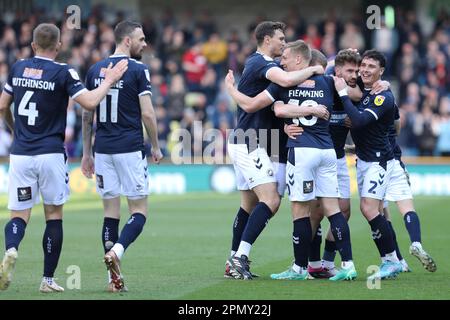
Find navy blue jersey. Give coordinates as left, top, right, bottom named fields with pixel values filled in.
left=388, top=104, right=402, bottom=160
left=266, top=74, right=335, bottom=149
left=348, top=89, right=395, bottom=162
left=86, top=54, right=152, bottom=154
left=229, top=52, right=279, bottom=144
left=325, top=65, right=335, bottom=76
left=4, top=56, right=86, bottom=155
left=329, top=88, right=349, bottom=159
left=268, top=116, right=288, bottom=164
left=324, top=64, right=349, bottom=158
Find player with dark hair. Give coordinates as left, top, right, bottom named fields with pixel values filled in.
left=224, top=21, right=324, bottom=280
left=0, top=23, right=127, bottom=292
left=81, top=20, right=163, bottom=292
left=334, top=49, right=403, bottom=280
left=308, top=49, right=361, bottom=277
left=227, top=41, right=357, bottom=281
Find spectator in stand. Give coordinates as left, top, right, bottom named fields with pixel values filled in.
left=414, top=105, right=440, bottom=156
left=302, top=23, right=322, bottom=49
left=202, top=32, right=228, bottom=83
left=339, top=21, right=365, bottom=52
left=436, top=97, right=450, bottom=156
left=182, top=41, right=207, bottom=92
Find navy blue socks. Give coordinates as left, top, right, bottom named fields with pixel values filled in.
left=231, top=207, right=249, bottom=252
left=404, top=211, right=421, bottom=243
left=117, top=213, right=146, bottom=250
left=4, top=217, right=26, bottom=251
left=241, top=202, right=272, bottom=245
left=293, top=217, right=312, bottom=268
left=102, top=217, right=120, bottom=253
left=42, top=219, right=63, bottom=278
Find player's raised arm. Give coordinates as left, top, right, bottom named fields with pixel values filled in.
left=225, top=70, right=273, bottom=113
left=140, top=94, right=163, bottom=164
left=266, top=65, right=324, bottom=87
left=347, top=85, right=363, bottom=101
left=74, top=60, right=128, bottom=110
left=334, top=76, right=392, bottom=129
left=370, top=79, right=391, bottom=95
left=81, top=109, right=95, bottom=178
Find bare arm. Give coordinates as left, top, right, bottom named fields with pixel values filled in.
left=81, top=109, right=95, bottom=178
left=266, top=65, right=324, bottom=87
left=140, top=94, right=163, bottom=163
left=370, top=80, right=390, bottom=95
left=274, top=102, right=329, bottom=119
left=4, top=106, right=14, bottom=132
left=225, top=70, right=273, bottom=112
left=0, top=91, right=13, bottom=131
left=74, top=59, right=128, bottom=111
left=284, top=123, right=304, bottom=139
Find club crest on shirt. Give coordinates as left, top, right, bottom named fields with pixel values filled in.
left=363, top=96, right=370, bottom=105
left=374, top=95, right=385, bottom=106
left=68, top=68, right=80, bottom=80
left=298, top=80, right=315, bottom=88
left=23, top=67, right=43, bottom=79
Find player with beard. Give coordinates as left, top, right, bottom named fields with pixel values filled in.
left=82, top=21, right=163, bottom=292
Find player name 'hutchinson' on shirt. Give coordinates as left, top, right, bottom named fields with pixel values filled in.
left=12, top=77, right=55, bottom=91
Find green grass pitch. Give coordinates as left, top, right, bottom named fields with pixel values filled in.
left=0, top=192, right=448, bottom=300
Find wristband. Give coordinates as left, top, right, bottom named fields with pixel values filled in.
left=338, top=87, right=348, bottom=97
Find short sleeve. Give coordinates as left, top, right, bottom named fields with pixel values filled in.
left=137, top=66, right=152, bottom=96
left=65, top=66, right=86, bottom=99
left=258, top=58, right=279, bottom=80
left=365, top=93, right=394, bottom=120
left=264, top=82, right=282, bottom=103
left=3, top=63, right=16, bottom=94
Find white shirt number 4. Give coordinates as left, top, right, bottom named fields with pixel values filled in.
left=18, top=90, right=38, bottom=126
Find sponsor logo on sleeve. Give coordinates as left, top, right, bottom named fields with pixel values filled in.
left=68, top=68, right=80, bottom=80
left=374, top=95, right=385, bottom=106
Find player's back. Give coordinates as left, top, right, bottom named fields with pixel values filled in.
left=232, top=52, right=278, bottom=139
left=5, top=56, right=85, bottom=155
left=86, top=55, right=152, bottom=154
left=267, top=74, right=335, bottom=149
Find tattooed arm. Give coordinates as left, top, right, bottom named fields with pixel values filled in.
left=81, top=109, right=95, bottom=178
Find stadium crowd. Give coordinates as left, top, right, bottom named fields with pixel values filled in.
left=0, top=4, right=449, bottom=158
